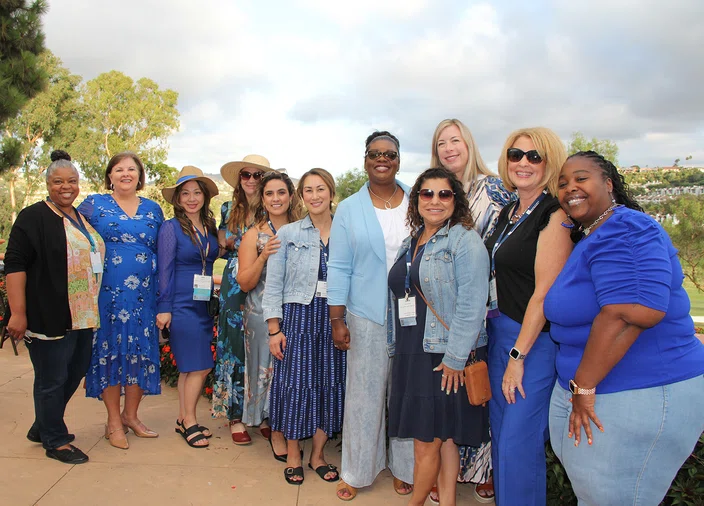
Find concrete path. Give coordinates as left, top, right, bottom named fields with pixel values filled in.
left=0, top=346, right=483, bottom=506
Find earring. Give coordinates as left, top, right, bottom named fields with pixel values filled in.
left=109, top=183, right=114, bottom=191
left=610, top=194, right=616, bottom=205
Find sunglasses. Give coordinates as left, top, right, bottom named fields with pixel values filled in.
left=418, top=189, right=455, bottom=202
left=507, top=148, right=543, bottom=164
left=240, top=170, right=264, bottom=181
left=365, top=150, right=399, bottom=161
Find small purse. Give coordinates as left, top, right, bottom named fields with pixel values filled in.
left=414, top=284, right=492, bottom=406
left=206, top=294, right=220, bottom=318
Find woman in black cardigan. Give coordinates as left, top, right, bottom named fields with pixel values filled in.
left=4, top=151, right=105, bottom=464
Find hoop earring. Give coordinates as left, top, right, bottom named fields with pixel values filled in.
left=109, top=183, right=114, bottom=191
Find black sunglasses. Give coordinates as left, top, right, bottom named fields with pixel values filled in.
left=418, top=188, right=455, bottom=202
left=365, top=150, right=399, bottom=161
left=507, top=148, right=543, bottom=164
left=240, top=170, right=264, bottom=181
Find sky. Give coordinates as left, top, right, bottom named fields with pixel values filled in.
left=43, top=0, right=704, bottom=183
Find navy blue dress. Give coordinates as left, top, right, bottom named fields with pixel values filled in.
left=269, top=247, right=346, bottom=440
left=388, top=238, right=489, bottom=446
left=157, top=219, right=219, bottom=372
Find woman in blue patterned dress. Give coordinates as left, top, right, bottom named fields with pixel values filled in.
left=212, top=155, right=273, bottom=444
left=78, top=152, right=163, bottom=450
left=263, top=169, right=346, bottom=486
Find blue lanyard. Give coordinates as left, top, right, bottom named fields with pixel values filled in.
left=191, top=224, right=210, bottom=276
left=320, top=239, right=329, bottom=264
left=490, top=191, right=546, bottom=273
left=47, top=198, right=96, bottom=252
left=267, top=219, right=277, bottom=235
left=404, top=235, right=426, bottom=295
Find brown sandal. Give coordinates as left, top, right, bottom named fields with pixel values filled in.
left=474, top=481, right=495, bottom=503
left=336, top=480, right=357, bottom=501
left=393, top=477, right=413, bottom=496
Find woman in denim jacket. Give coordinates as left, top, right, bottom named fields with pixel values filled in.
left=262, top=169, right=346, bottom=486
left=387, top=167, right=490, bottom=506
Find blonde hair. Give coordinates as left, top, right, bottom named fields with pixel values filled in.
left=430, top=119, right=494, bottom=185
left=497, top=127, right=567, bottom=196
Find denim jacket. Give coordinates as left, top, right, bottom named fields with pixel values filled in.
left=262, top=215, right=321, bottom=321
left=388, top=222, right=490, bottom=371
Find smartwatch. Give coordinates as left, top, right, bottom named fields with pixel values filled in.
left=509, top=347, right=526, bottom=360
left=569, top=379, right=596, bottom=395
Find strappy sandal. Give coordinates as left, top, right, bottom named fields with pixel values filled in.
left=393, top=477, right=413, bottom=496
left=284, top=466, right=304, bottom=485
left=336, top=480, right=357, bottom=501
left=178, top=423, right=209, bottom=448
left=474, top=481, right=495, bottom=503
left=308, top=463, right=339, bottom=482
left=175, top=419, right=211, bottom=438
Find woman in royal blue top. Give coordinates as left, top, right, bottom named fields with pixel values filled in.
left=545, top=151, right=704, bottom=506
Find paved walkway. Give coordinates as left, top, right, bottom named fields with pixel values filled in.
left=0, top=346, right=483, bottom=506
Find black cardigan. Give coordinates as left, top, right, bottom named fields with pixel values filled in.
left=4, top=201, right=73, bottom=336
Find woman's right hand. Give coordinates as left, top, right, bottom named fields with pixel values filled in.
left=7, top=312, right=28, bottom=342
left=156, top=312, right=172, bottom=330
left=269, top=331, right=287, bottom=360
left=331, top=320, right=350, bottom=351
left=260, top=236, right=281, bottom=261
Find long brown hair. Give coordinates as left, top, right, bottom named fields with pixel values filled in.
left=252, top=172, right=302, bottom=225
left=172, top=180, right=217, bottom=244
left=226, top=183, right=255, bottom=232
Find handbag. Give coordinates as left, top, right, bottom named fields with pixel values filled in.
left=414, top=283, right=492, bottom=406
left=206, top=294, right=220, bottom=318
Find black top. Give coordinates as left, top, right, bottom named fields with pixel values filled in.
left=484, top=194, right=561, bottom=332
left=4, top=201, right=72, bottom=336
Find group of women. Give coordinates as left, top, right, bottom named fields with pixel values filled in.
left=4, top=119, right=704, bottom=506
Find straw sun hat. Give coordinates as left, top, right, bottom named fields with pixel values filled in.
left=162, top=165, right=219, bottom=203
left=220, top=154, right=274, bottom=188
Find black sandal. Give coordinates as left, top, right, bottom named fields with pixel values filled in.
left=178, top=423, right=209, bottom=448
left=176, top=419, right=212, bottom=439
left=284, top=466, right=304, bottom=485
left=308, top=463, right=339, bottom=482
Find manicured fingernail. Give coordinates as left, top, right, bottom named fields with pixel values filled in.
left=588, top=439, right=592, bottom=445
left=574, top=442, right=578, bottom=447
left=454, top=387, right=458, bottom=393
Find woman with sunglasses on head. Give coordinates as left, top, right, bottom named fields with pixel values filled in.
left=430, top=119, right=515, bottom=502
left=212, top=155, right=273, bottom=444
left=483, top=127, right=572, bottom=505
left=263, top=168, right=346, bottom=486
left=545, top=152, right=704, bottom=506
left=237, top=171, right=302, bottom=461
left=387, top=167, right=490, bottom=506
left=328, top=131, right=415, bottom=501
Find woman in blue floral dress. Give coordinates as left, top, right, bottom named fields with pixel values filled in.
left=78, top=152, right=163, bottom=450
left=213, top=155, right=273, bottom=444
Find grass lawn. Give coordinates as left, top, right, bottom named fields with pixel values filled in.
left=685, top=280, right=704, bottom=317
left=213, top=258, right=226, bottom=278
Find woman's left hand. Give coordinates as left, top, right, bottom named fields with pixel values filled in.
left=502, top=360, right=525, bottom=404
left=433, top=363, right=464, bottom=395
left=569, top=393, right=604, bottom=447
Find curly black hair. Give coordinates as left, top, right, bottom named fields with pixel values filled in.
left=50, top=149, right=71, bottom=162
left=407, top=167, right=474, bottom=238
left=365, top=130, right=400, bottom=151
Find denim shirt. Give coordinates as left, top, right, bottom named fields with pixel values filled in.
left=388, top=222, right=490, bottom=371
left=262, top=215, right=321, bottom=322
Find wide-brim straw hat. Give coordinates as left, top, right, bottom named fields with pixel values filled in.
left=162, top=165, right=219, bottom=203
left=220, top=154, right=274, bottom=188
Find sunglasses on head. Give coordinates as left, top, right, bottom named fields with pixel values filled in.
left=507, top=148, right=543, bottom=164
left=418, top=188, right=455, bottom=202
left=240, top=170, right=264, bottom=181
left=365, top=150, right=399, bottom=161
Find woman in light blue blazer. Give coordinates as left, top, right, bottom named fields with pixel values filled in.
left=328, top=131, right=415, bottom=501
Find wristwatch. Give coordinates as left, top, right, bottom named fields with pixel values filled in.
left=569, top=379, right=596, bottom=395
left=508, top=347, right=526, bottom=360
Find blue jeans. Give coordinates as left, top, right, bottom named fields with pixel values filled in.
left=488, top=313, right=556, bottom=506
left=550, top=374, right=704, bottom=506
left=26, top=329, right=93, bottom=450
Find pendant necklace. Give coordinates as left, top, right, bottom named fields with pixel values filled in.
left=369, top=184, right=398, bottom=210
left=583, top=204, right=621, bottom=235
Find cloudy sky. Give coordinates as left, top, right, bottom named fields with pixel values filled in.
left=43, top=0, right=704, bottom=182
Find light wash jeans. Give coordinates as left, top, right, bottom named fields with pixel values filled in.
left=340, top=310, right=414, bottom=488
left=550, top=374, right=704, bottom=506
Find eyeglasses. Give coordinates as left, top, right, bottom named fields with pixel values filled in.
left=507, top=148, right=543, bottom=164
left=418, top=189, right=455, bottom=202
left=240, top=170, right=264, bottom=181
left=365, top=150, right=399, bottom=161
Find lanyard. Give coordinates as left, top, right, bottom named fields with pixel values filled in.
left=490, top=191, right=546, bottom=273
left=267, top=219, right=277, bottom=235
left=47, top=198, right=96, bottom=252
left=320, top=239, right=329, bottom=264
left=404, top=234, right=426, bottom=296
left=191, top=224, right=210, bottom=276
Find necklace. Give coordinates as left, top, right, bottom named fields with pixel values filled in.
left=368, top=184, right=398, bottom=210
left=583, top=204, right=620, bottom=235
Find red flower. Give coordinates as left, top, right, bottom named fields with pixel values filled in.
left=172, top=359, right=177, bottom=366
left=163, top=345, right=171, bottom=353
left=169, top=353, right=174, bottom=359
left=205, top=387, right=213, bottom=395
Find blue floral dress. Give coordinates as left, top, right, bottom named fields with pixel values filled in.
left=78, top=194, right=164, bottom=397
left=211, top=201, right=247, bottom=421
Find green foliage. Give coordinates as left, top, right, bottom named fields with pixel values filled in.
left=336, top=167, right=367, bottom=202
left=567, top=132, right=619, bottom=166
left=545, top=442, right=577, bottom=505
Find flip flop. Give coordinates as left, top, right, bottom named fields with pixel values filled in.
left=308, top=463, right=339, bottom=482
left=336, top=480, right=357, bottom=501
left=284, top=466, right=304, bottom=485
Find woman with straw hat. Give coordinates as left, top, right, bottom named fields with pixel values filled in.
left=156, top=166, right=220, bottom=449
left=212, top=154, right=274, bottom=445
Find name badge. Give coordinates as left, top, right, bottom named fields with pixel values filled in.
left=315, top=280, right=328, bottom=298
left=487, top=276, right=499, bottom=318
left=193, top=274, right=212, bottom=301
left=90, top=251, right=103, bottom=274
left=398, top=295, right=417, bottom=327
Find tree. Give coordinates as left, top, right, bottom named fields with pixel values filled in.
left=0, top=0, right=48, bottom=173
left=567, top=132, right=619, bottom=166
left=658, top=195, right=704, bottom=292
left=63, top=71, right=180, bottom=190
left=336, top=168, right=367, bottom=202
